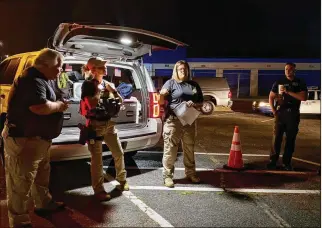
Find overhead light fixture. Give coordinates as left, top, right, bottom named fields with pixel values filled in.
left=120, top=37, right=132, bottom=45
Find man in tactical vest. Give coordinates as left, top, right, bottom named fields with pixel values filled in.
left=2, top=48, right=69, bottom=228
left=79, top=57, right=129, bottom=202
left=267, top=62, right=308, bottom=171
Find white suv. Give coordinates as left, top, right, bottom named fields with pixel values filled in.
left=0, top=23, right=186, bottom=161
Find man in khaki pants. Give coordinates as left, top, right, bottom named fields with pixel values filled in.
left=3, top=48, right=69, bottom=228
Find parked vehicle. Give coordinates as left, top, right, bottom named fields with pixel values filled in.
left=252, top=86, right=321, bottom=115
left=193, top=77, right=233, bottom=115
left=0, top=23, right=187, bottom=161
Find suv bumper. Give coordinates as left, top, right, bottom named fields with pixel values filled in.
left=50, top=118, right=162, bottom=161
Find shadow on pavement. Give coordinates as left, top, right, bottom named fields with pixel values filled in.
left=32, top=201, right=113, bottom=226
left=174, top=168, right=317, bottom=189
left=48, top=160, right=120, bottom=225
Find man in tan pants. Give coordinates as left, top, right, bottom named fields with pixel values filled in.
left=3, top=48, right=69, bottom=227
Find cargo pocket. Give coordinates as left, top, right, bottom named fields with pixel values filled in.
left=164, top=120, right=182, bottom=148
left=162, top=124, right=172, bottom=142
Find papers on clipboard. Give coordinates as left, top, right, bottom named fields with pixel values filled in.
left=173, top=101, right=201, bottom=126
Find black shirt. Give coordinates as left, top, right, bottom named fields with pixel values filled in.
left=7, top=67, right=63, bottom=139
left=271, top=76, right=307, bottom=111
left=162, top=79, right=204, bottom=113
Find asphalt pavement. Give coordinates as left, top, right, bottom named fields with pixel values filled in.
left=0, top=110, right=320, bottom=227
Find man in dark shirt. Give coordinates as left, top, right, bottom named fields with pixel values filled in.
left=2, top=48, right=69, bottom=227
left=267, top=62, right=308, bottom=171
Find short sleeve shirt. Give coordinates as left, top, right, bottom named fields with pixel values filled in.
left=161, top=79, right=204, bottom=112
left=7, top=67, right=57, bottom=125
left=271, top=76, right=307, bottom=111
left=7, top=67, right=62, bottom=139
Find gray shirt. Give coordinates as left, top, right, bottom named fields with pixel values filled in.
left=162, top=79, right=203, bottom=115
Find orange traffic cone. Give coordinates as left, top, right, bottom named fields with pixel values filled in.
left=223, top=126, right=245, bottom=170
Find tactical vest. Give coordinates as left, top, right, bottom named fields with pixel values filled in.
left=79, top=79, right=121, bottom=121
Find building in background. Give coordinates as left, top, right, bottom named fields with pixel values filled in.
left=143, top=47, right=321, bottom=98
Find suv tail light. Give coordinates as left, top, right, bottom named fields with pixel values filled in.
left=149, top=92, right=160, bottom=118
left=228, top=91, right=232, bottom=99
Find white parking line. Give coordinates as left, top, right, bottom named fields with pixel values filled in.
left=102, top=171, right=173, bottom=227
left=103, top=165, right=317, bottom=175
left=138, top=151, right=321, bottom=166
left=261, top=118, right=274, bottom=123
left=103, top=166, right=213, bottom=171
left=65, top=176, right=320, bottom=196
left=212, top=112, right=236, bottom=117
left=293, top=157, right=321, bottom=166
left=129, top=186, right=320, bottom=194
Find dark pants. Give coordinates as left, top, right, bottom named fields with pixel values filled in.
left=270, top=109, right=300, bottom=165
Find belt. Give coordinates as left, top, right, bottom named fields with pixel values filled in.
left=168, top=115, right=178, bottom=120
left=277, top=105, right=299, bottom=112
left=279, top=108, right=299, bottom=113
left=87, top=116, right=110, bottom=121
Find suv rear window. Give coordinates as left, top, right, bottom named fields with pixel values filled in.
left=0, top=58, right=21, bottom=84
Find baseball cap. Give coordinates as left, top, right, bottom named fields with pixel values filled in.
left=86, top=57, right=107, bottom=70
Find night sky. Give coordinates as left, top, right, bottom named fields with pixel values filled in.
left=0, top=0, right=321, bottom=59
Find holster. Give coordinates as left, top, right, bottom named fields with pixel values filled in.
left=77, top=123, right=97, bottom=145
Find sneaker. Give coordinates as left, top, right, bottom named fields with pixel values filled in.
left=94, top=191, right=111, bottom=201
left=116, top=180, right=130, bottom=191
left=282, top=164, right=293, bottom=171
left=266, top=161, right=277, bottom=170
left=164, top=177, right=174, bottom=188
left=186, top=175, right=201, bottom=184
left=34, top=200, right=65, bottom=215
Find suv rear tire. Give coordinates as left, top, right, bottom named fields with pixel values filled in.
left=201, top=100, right=215, bottom=115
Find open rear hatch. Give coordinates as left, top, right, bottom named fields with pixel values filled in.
left=51, top=23, right=187, bottom=59
left=50, top=23, right=187, bottom=140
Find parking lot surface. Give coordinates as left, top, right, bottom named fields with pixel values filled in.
left=0, top=111, right=320, bottom=227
